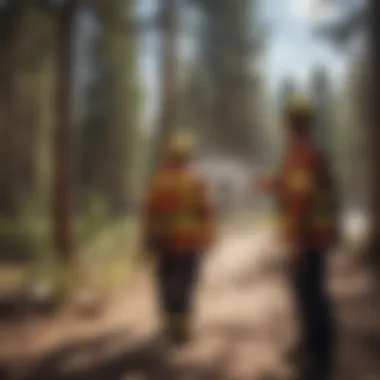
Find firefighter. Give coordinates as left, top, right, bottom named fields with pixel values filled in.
left=255, top=96, right=338, bottom=378
left=142, top=132, right=216, bottom=345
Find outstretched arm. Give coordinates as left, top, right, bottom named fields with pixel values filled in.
left=254, top=175, right=282, bottom=194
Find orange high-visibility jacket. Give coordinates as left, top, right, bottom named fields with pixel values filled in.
left=275, top=145, right=338, bottom=249
left=142, top=164, right=215, bottom=254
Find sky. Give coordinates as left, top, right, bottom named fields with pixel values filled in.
left=261, top=0, right=346, bottom=91
left=135, top=0, right=347, bottom=126
left=73, top=0, right=348, bottom=124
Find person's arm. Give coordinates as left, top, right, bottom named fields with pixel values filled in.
left=255, top=176, right=281, bottom=194
left=253, top=164, right=284, bottom=195
left=287, top=160, right=316, bottom=255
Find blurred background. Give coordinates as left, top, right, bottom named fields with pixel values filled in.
left=0, top=0, right=379, bottom=379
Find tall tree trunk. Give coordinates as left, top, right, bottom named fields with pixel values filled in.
left=200, top=0, right=256, bottom=159
left=368, top=0, right=380, bottom=265
left=53, top=1, right=77, bottom=263
left=14, top=5, right=48, bottom=204
left=0, top=42, right=16, bottom=217
left=151, top=0, right=179, bottom=174
left=0, top=5, right=21, bottom=218
left=91, top=0, right=138, bottom=216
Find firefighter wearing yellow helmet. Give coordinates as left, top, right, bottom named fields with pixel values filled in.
left=142, top=131, right=216, bottom=345
left=167, top=131, right=195, bottom=157
left=256, top=95, right=338, bottom=377
left=283, top=95, right=314, bottom=118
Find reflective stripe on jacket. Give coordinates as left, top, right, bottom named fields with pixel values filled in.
left=143, top=165, right=215, bottom=253
left=277, top=146, right=338, bottom=249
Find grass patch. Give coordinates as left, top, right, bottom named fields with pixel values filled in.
left=78, top=217, right=141, bottom=292
left=0, top=194, right=142, bottom=295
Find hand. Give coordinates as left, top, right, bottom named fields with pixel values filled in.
left=140, top=247, right=156, bottom=267
left=139, top=236, right=156, bottom=264
left=287, top=241, right=303, bottom=266
left=253, top=176, right=276, bottom=193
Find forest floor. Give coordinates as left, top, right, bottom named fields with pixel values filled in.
left=0, top=221, right=379, bottom=380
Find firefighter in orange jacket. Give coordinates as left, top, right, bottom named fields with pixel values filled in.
left=256, top=97, right=338, bottom=378
left=142, top=132, right=215, bottom=345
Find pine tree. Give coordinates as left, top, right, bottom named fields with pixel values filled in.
left=52, top=0, right=78, bottom=263
left=309, top=65, right=335, bottom=159
left=196, top=0, right=264, bottom=159
left=13, top=4, right=57, bottom=207
left=90, top=0, right=139, bottom=216
left=150, top=0, right=179, bottom=174
left=0, top=1, right=23, bottom=218
left=367, top=0, right=380, bottom=261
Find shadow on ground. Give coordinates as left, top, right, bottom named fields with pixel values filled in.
left=3, top=246, right=380, bottom=380
left=0, top=292, right=62, bottom=323
left=5, top=330, right=236, bottom=380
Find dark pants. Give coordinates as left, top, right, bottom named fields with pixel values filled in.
left=156, top=254, right=200, bottom=318
left=291, top=247, right=335, bottom=375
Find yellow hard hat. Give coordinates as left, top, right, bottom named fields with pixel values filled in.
left=167, top=131, right=195, bottom=156
left=283, top=95, right=313, bottom=117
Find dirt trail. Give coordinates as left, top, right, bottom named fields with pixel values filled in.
left=0, top=226, right=379, bottom=380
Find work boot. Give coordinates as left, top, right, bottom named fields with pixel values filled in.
left=284, top=345, right=317, bottom=378
left=166, top=313, right=190, bottom=346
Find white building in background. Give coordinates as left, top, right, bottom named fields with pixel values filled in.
left=195, top=156, right=269, bottom=216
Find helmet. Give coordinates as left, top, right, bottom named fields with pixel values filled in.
left=167, top=131, right=196, bottom=157
left=283, top=95, right=313, bottom=118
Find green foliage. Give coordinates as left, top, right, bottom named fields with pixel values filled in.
left=0, top=218, right=33, bottom=262
left=314, top=1, right=368, bottom=47
left=337, top=55, right=370, bottom=204
left=309, top=65, right=336, bottom=158
left=195, top=0, right=266, bottom=156
left=78, top=0, right=139, bottom=216
left=78, top=192, right=110, bottom=243
left=78, top=217, right=141, bottom=292
left=0, top=201, right=50, bottom=263
left=0, top=193, right=109, bottom=263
